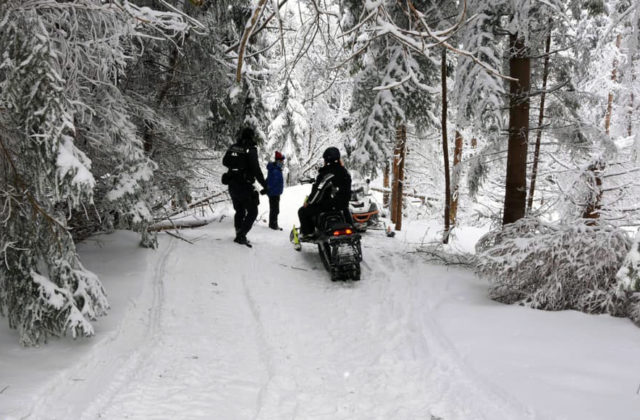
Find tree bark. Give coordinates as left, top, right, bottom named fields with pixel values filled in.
left=383, top=161, right=390, bottom=208
left=604, top=34, right=622, bottom=135
left=503, top=34, right=530, bottom=226
left=629, top=71, right=635, bottom=137
left=391, top=148, right=399, bottom=223
left=450, top=130, right=463, bottom=227
left=394, top=124, right=406, bottom=231
left=527, top=27, right=552, bottom=214
left=441, top=48, right=451, bottom=243
left=582, top=160, right=605, bottom=224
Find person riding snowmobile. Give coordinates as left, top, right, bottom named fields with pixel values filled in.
left=297, top=147, right=351, bottom=239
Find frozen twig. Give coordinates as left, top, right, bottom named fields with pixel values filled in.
left=165, top=230, right=194, bottom=244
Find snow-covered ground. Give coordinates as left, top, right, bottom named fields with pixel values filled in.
left=2, top=185, right=640, bottom=420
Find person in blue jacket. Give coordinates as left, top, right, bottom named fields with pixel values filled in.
left=266, top=151, right=285, bottom=230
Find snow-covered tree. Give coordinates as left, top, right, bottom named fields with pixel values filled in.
left=476, top=217, right=630, bottom=315
left=0, top=0, right=191, bottom=345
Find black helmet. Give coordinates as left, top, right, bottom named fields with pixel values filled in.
left=322, top=147, right=340, bottom=163
left=239, top=127, right=256, bottom=146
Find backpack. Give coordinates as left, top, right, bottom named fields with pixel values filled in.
left=222, top=143, right=249, bottom=184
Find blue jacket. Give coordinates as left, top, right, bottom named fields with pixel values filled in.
left=266, top=162, right=284, bottom=196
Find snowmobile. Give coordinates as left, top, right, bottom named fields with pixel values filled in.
left=290, top=210, right=363, bottom=281
left=349, top=180, right=381, bottom=232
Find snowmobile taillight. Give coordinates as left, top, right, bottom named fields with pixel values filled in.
left=333, top=228, right=353, bottom=236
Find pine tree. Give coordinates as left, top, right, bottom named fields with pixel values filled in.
left=0, top=1, right=191, bottom=345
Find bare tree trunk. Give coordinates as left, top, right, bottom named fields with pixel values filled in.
left=629, top=71, right=635, bottom=136
left=527, top=26, right=552, bottom=214
left=394, top=124, right=406, bottom=231
left=503, top=34, right=530, bottom=226
left=236, top=0, right=268, bottom=83
left=450, top=130, right=463, bottom=226
left=582, top=160, right=605, bottom=224
left=383, top=161, right=390, bottom=208
left=604, top=34, right=622, bottom=135
left=441, top=48, right=451, bottom=243
left=391, top=149, right=399, bottom=223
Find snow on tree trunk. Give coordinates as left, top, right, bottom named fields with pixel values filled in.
left=581, top=159, right=605, bottom=224
left=383, top=161, right=390, bottom=208
left=236, top=0, right=268, bottom=84
left=616, top=229, right=640, bottom=293
left=604, top=34, right=622, bottom=136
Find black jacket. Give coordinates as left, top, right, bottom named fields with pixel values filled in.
left=223, top=143, right=267, bottom=189
left=307, top=163, right=351, bottom=211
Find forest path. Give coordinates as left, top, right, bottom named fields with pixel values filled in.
left=78, top=186, right=534, bottom=420
left=85, top=224, right=530, bottom=420
left=9, top=186, right=640, bottom=420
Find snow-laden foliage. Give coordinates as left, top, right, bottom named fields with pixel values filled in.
left=454, top=0, right=505, bottom=135
left=257, top=0, right=349, bottom=181
left=339, top=1, right=448, bottom=171
left=0, top=0, right=191, bottom=345
left=476, top=218, right=631, bottom=315
left=616, top=229, right=640, bottom=324
left=617, top=230, right=640, bottom=292
left=266, top=83, right=309, bottom=166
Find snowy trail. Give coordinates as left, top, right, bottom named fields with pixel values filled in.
left=21, top=186, right=636, bottom=419
left=75, top=228, right=533, bottom=418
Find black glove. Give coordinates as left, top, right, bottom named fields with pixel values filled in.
left=260, top=188, right=268, bottom=195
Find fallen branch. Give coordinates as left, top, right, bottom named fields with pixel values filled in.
left=148, top=220, right=211, bottom=232
left=370, top=187, right=434, bottom=204
left=236, top=0, right=268, bottom=83
left=159, top=191, right=229, bottom=221
left=165, top=230, right=194, bottom=244
left=411, top=245, right=476, bottom=267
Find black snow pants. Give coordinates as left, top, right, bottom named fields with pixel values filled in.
left=268, top=195, right=280, bottom=228
left=229, top=181, right=259, bottom=238
left=298, top=204, right=324, bottom=235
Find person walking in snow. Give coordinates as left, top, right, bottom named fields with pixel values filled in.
left=297, top=147, right=351, bottom=239
left=266, top=151, right=285, bottom=230
left=222, top=127, right=268, bottom=247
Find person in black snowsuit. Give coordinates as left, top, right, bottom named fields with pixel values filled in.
left=222, top=127, right=268, bottom=246
left=298, top=147, right=351, bottom=238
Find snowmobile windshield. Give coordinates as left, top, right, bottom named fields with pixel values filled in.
left=350, top=187, right=364, bottom=201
